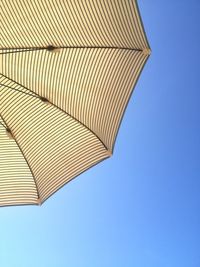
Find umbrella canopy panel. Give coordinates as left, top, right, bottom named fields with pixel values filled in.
left=0, top=0, right=150, bottom=206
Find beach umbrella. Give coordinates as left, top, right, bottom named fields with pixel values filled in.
left=0, top=0, right=150, bottom=207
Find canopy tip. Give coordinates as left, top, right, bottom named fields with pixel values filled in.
left=107, top=150, right=112, bottom=157
left=143, top=48, right=151, bottom=56
left=36, top=198, right=42, bottom=206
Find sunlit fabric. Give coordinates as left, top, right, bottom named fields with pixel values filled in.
left=0, top=0, right=150, bottom=206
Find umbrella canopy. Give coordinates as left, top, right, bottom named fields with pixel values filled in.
left=0, top=0, right=150, bottom=207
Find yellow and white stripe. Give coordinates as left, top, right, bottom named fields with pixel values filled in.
left=0, top=0, right=150, bottom=206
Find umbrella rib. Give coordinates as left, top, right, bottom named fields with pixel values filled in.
left=0, top=74, right=109, bottom=152
left=0, top=83, right=38, bottom=98
left=0, top=46, right=143, bottom=55
left=0, top=113, right=41, bottom=202
left=0, top=49, right=43, bottom=55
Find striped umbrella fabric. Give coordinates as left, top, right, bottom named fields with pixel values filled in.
left=0, top=0, right=150, bottom=207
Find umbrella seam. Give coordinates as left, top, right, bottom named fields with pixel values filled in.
left=0, top=46, right=145, bottom=55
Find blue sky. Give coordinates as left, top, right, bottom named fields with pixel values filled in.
left=0, top=1, right=200, bottom=267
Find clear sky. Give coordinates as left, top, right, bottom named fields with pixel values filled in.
left=0, top=1, right=200, bottom=267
